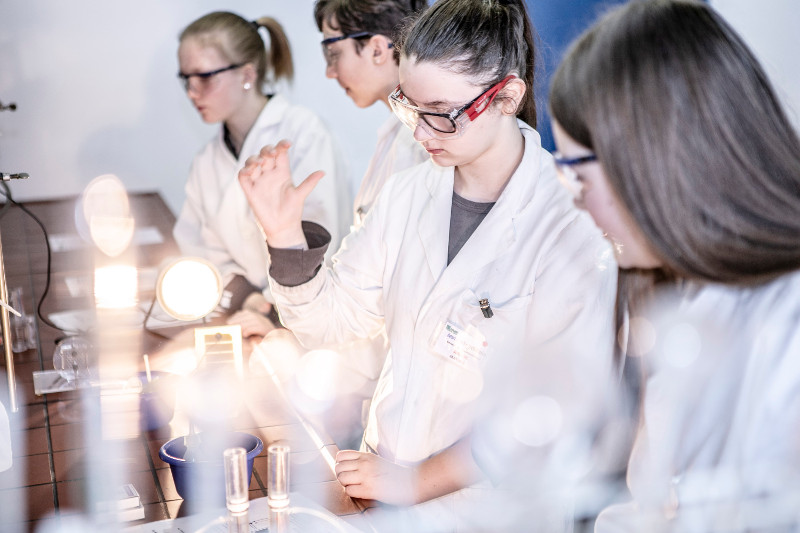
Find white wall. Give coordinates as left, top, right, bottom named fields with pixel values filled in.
left=0, top=1, right=798, bottom=216
left=0, top=0, right=387, bottom=215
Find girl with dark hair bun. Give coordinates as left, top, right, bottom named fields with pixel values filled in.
left=240, top=0, right=617, bottom=528
left=550, top=1, right=800, bottom=529
left=173, top=11, right=349, bottom=337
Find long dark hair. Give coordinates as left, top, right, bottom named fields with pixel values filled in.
left=550, top=0, right=800, bottom=354
left=397, top=0, right=537, bottom=128
left=180, top=12, right=293, bottom=89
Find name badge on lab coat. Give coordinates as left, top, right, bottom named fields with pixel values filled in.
left=432, top=320, right=488, bottom=370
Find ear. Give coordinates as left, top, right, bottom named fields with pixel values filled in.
left=241, top=62, right=258, bottom=85
left=499, top=77, right=527, bottom=115
left=367, top=34, right=394, bottom=66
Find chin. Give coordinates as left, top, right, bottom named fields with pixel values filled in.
left=428, top=152, right=461, bottom=169
left=198, top=112, right=218, bottom=124
left=352, top=96, right=376, bottom=109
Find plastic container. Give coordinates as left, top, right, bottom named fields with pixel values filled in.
left=138, top=371, right=176, bottom=431
left=159, top=431, right=263, bottom=502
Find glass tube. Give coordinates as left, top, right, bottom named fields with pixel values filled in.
left=267, top=443, right=290, bottom=508
left=223, top=447, right=249, bottom=514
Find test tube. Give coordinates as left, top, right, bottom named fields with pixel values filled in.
left=267, top=443, right=290, bottom=508
left=223, top=447, right=249, bottom=514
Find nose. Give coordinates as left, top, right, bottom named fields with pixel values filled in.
left=185, top=78, right=202, bottom=97
left=325, top=62, right=337, bottom=79
left=413, top=124, right=432, bottom=142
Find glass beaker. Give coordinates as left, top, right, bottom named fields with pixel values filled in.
left=224, top=446, right=249, bottom=533
left=9, top=287, right=28, bottom=353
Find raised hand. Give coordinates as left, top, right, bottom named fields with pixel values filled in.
left=238, top=140, right=325, bottom=248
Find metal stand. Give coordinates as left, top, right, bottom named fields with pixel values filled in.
left=0, top=231, right=18, bottom=412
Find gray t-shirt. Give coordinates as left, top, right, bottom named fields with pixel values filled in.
left=447, top=192, right=495, bottom=264
left=269, top=194, right=495, bottom=286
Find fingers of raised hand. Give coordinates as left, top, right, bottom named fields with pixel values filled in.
left=239, top=156, right=262, bottom=184
left=257, top=144, right=278, bottom=158
left=255, top=141, right=291, bottom=171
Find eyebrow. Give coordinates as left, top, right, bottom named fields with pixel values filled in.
left=401, top=89, right=461, bottom=109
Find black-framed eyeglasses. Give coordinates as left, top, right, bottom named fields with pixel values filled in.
left=389, top=75, right=515, bottom=140
left=321, top=31, right=392, bottom=66
left=552, top=152, right=598, bottom=198
left=177, top=63, right=244, bottom=92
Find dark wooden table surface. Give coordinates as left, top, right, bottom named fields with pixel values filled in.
left=0, top=192, right=372, bottom=532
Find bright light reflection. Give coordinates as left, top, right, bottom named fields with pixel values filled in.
left=296, top=350, right=340, bottom=402
left=89, top=215, right=135, bottom=257
left=157, top=258, right=221, bottom=320
left=249, top=330, right=304, bottom=380
left=663, top=322, right=701, bottom=368
left=512, top=395, right=563, bottom=447
left=628, top=316, right=657, bottom=356
left=80, top=174, right=135, bottom=257
left=94, top=265, right=137, bottom=308
left=444, top=370, right=484, bottom=404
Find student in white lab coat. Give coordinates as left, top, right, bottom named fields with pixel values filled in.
left=173, top=12, right=348, bottom=337
left=314, top=0, right=429, bottom=227
left=241, top=0, right=617, bottom=529
left=549, top=1, right=800, bottom=530
left=281, top=0, right=430, bottom=449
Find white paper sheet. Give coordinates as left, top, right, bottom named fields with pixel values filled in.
left=49, top=226, right=164, bottom=253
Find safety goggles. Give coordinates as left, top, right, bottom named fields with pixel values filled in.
left=320, top=31, right=377, bottom=67
left=178, top=63, right=244, bottom=93
left=553, top=152, right=598, bottom=198
left=388, top=75, right=515, bottom=140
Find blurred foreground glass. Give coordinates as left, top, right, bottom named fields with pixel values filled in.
left=53, top=336, right=94, bottom=384
left=77, top=174, right=135, bottom=257
left=224, top=446, right=249, bottom=533
left=268, top=443, right=290, bottom=533
left=8, top=287, right=35, bottom=352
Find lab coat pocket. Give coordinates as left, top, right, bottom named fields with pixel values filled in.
left=430, top=289, right=534, bottom=373
left=461, top=288, right=535, bottom=354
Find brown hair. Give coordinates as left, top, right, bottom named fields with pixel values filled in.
left=396, top=0, right=537, bottom=127
left=180, top=12, right=293, bottom=89
left=550, top=0, right=800, bottom=355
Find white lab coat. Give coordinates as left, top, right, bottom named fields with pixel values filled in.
left=328, top=114, right=428, bottom=442
left=173, top=94, right=349, bottom=301
left=351, top=113, right=428, bottom=228
left=270, top=121, right=617, bottom=466
left=596, top=270, right=800, bottom=532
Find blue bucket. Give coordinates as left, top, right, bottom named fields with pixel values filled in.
left=159, top=431, right=264, bottom=502
left=138, top=371, right=176, bottom=431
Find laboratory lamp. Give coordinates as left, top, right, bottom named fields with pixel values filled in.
left=154, top=256, right=243, bottom=378
left=156, top=257, right=223, bottom=322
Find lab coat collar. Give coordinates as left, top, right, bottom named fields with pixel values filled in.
left=418, top=121, right=545, bottom=280
left=422, top=120, right=543, bottom=218
left=219, top=94, right=292, bottom=164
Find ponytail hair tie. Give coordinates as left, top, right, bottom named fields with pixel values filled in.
left=251, top=20, right=260, bottom=31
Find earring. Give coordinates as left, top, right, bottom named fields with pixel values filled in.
left=243, top=82, right=252, bottom=90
